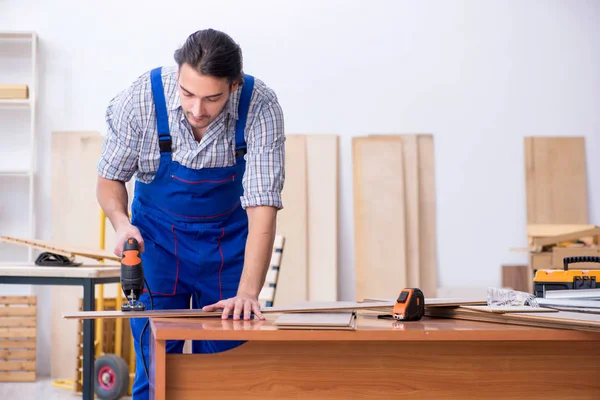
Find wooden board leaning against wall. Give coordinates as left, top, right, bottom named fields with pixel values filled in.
left=353, top=134, right=438, bottom=301
left=273, top=134, right=339, bottom=306
left=50, top=131, right=123, bottom=380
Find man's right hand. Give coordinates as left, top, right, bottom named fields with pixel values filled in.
left=114, top=224, right=144, bottom=257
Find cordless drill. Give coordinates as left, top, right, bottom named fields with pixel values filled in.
left=120, top=238, right=146, bottom=311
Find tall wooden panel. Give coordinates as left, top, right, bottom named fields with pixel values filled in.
left=416, top=135, right=438, bottom=297
left=50, top=131, right=119, bottom=380
left=273, top=135, right=308, bottom=306
left=524, top=137, right=588, bottom=224
left=353, top=137, right=407, bottom=301
left=306, top=135, right=338, bottom=302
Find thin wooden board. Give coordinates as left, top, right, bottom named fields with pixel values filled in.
left=0, top=236, right=119, bottom=262
left=524, top=137, right=588, bottom=224
left=363, top=297, right=487, bottom=307
left=273, top=135, right=308, bottom=307
left=416, top=135, right=438, bottom=297
left=353, top=137, right=407, bottom=301
left=305, top=134, right=338, bottom=302
left=427, top=307, right=600, bottom=332
left=62, top=300, right=397, bottom=320
left=527, top=224, right=597, bottom=237
left=462, top=306, right=557, bottom=314
left=274, top=312, right=356, bottom=329
left=50, top=131, right=115, bottom=380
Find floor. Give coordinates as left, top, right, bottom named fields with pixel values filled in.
left=0, top=377, right=132, bottom=400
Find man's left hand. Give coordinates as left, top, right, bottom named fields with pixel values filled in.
left=202, top=293, right=265, bottom=320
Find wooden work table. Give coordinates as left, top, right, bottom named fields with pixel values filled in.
left=0, top=263, right=120, bottom=400
left=149, top=311, right=600, bottom=399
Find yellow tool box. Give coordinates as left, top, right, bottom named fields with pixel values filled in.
left=533, top=256, right=600, bottom=297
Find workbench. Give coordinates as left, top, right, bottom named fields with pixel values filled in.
left=0, top=263, right=120, bottom=400
left=148, top=311, right=600, bottom=399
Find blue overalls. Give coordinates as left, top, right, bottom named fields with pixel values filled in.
left=128, top=67, right=254, bottom=399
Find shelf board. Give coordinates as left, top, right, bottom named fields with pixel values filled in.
left=0, top=31, right=37, bottom=40
left=0, top=99, right=31, bottom=107
left=0, top=170, right=32, bottom=177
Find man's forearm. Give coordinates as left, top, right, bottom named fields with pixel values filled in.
left=96, top=175, right=131, bottom=231
left=237, top=206, right=278, bottom=298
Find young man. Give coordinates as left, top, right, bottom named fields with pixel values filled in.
left=96, top=28, right=285, bottom=398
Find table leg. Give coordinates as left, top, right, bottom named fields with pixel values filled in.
left=150, top=324, right=166, bottom=400
left=82, top=279, right=96, bottom=400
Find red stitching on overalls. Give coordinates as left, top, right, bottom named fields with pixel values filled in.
left=161, top=200, right=241, bottom=220
left=147, top=224, right=180, bottom=296
left=170, top=174, right=236, bottom=184
left=217, top=227, right=225, bottom=300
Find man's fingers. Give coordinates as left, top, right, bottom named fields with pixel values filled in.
left=222, top=301, right=234, bottom=319
left=243, top=301, right=252, bottom=320
left=203, top=300, right=225, bottom=312
left=233, top=299, right=244, bottom=320
left=253, top=303, right=265, bottom=320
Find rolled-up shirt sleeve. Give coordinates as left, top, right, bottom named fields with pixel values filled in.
left=241, top=99, right=285, bottom=210
left=97, top=87, right=141, bottom=182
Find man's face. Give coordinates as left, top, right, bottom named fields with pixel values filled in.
left=177, top=63, right=238, bottom=133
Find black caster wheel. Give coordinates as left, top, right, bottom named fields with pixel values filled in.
left=94, top=353, right=130, bottom=399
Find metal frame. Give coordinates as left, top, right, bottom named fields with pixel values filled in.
left=0, top=274, right=120, bottom=400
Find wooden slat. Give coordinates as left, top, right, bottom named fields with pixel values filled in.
left=0, top=317, right=36, bottom=327
left=0, top=371, right=35, bottom=382
left=416, top=135, right=438, bottom=297
left=0, top=349, right=36, bottom=360
left=306, top=134, right=338, bottom=302
left=0, top=361, right=36, bottom=371
left=0, top=296, right=36, bottom=305
left=353, top=137, right=407, bottom=301
left=0, top=307, right=35, bottom=317
left=525, top=137, right=588, bottom=224
left=0, top=339, right=36, bottom=349
left=0, top=328, right=36, bottom=338
left=273, top=135, right=308, bottom=307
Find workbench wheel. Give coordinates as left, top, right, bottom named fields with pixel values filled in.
left=94, top=353, right=130, bottom=399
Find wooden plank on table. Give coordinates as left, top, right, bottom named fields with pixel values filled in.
left=273, top=135, right=308, bottom=307
left=461, top=305, right=557, bottom=314
left=305, top=135, right=338, bottom=302
left=527, top=224, right=597, bottom=237
left=524, top=137, right=588, bottom=224
left=62, top=300, right=399, bottom=320
left=353, top=136, right=407, bottom=301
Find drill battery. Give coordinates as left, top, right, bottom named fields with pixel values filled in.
left=533, top=256, right=600, bottom=298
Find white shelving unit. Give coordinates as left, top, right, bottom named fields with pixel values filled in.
left=0, top=31, right=38, bottom=263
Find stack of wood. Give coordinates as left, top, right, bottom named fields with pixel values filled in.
left=505, top=137, right=598, bottom=293
left=524, top=136, right=599, bottom=272
left=352, top=134, right=437, bottom=300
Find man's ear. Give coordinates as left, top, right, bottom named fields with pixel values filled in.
left=230, top=80, right=240, bottom=93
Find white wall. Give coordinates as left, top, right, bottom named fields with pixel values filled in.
left=1, top=0, right=599, bottom=376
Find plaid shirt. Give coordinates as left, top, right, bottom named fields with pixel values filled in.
left=98, top=66, right=285, bottom=209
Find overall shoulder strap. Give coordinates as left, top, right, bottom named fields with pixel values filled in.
left=235, top=74, right=255, bottom=158
left=149, top=67, right=172, bottom=153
